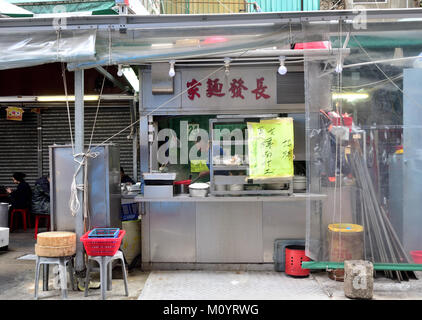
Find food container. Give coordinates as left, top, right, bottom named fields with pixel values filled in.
left=0, top=203, right=11, bottom=228
left=293, top=176, right=306, bottom=191
left=215, top=184, right=227, bottom=191
left=174, top=180, right=191, bottom=195
left=127, top=183, right=141, bottom=192
left=228, top=184, right=244, bottom=191
left=189, top=183, right=209, bottom=197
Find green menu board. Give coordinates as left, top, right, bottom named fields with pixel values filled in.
left=247, top=118, right=294, bottom=179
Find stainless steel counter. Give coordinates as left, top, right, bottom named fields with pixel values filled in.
left=134, top=193, right=326, bottom=202
left=139, top=194, right=326, bottom=270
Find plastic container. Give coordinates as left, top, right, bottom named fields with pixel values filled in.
left=285, top=245, right=310, bottom=277
left=120, top=203, right=139, bottom=221
left=81, top=230, right=126, bottom=256
left=121, top=219, right=141, bottom=266
left=410, top=251, right=422, bottom=264
left=88, top=228, right=120, bottom=238
left=327, top=223, right=364, bottom=281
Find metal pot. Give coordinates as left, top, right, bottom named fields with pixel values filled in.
left=0, top=202, right=10, bottom=228
left=174, top=180, right=191, bottom=195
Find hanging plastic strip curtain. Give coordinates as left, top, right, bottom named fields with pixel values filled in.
left=67, top=23, right=292, bottom=70
left=0, top=29, right=96, bottom=70
left=303, top=18, right=422, bottom=281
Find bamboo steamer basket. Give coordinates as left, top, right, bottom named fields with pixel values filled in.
left=327, top=223, right=364, bottom=281
left=35, top=231, right=76, bottom=257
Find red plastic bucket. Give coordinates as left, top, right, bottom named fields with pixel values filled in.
left=410, top=251, right=422, bottom=264
left=285, top=245, right=311, bottom=277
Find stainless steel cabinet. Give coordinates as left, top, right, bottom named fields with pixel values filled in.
left=49, top=144, right=121, bottom=231
left=149, top=202, right=196, bottom=262
left=196, top=202, right=263, bottom=263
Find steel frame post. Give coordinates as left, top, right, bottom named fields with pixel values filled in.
left=74, top=69, right=85, bottom=273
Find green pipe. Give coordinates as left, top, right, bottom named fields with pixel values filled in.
left=302, top=261, right=422, bottom=271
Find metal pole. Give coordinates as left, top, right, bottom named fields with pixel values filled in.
left=132, top=97, right=138, bottom=182
left=74, top=69, right=85, bottom=273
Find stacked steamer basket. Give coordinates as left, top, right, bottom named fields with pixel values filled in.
left=35, top=231, right=76, bottom=257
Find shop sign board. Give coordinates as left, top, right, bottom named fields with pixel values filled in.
left=181, top=67, right=276, bottom=109
left=6, top=106, right=24, bottom=121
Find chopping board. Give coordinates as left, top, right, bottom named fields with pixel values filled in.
left=35, top=231, right=76, bottom=257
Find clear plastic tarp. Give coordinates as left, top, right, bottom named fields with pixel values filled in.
left=304, top=18, right=422, bottom=272
left=67, top=23, right=293, bottom=70
left=0, top=29, right=96, bottom=70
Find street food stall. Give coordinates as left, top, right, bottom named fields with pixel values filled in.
left=2, top=9, right=422, bottom=279
left=134, top=62, right=326, bottom=270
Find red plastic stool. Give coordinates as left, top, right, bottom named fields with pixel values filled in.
left=10, top=208, right=29, bottom=231
left=34, top=214, right=51, bottom=239
left=285, top=245, right=311, bottom=277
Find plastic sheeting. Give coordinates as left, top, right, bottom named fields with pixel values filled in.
left=0, top=29, right=96, bottom=70
left=67, top=23, right=292, bottom=70
left=304, top=19, right=422, bottom=268
left=0, top=17, right=291, bottom=71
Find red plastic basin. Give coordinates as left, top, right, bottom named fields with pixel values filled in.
left=410, top=251, right=422, bottom=264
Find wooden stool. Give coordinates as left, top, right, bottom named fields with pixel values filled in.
left=84, top=250, right=129, bottom=300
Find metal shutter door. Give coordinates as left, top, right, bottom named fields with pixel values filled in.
left=41, top=106, right=137, bottom=180
left=0, top=109, right=38, bottom=188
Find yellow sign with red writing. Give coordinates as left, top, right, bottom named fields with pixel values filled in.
left=6, top=107, right=24, bottom=121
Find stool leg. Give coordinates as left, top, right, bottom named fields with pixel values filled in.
left=84, top=260, right=91, bottom=297
left=100, top=257, right=107, bottom=300
left=42, top=264, right=49, bottom=291
left=107, top=260, right=112, bottom=291
left=67, top=259, right=75, bottom=291
left=59, top=259, right=68, bottom=299
left=34, top=257, right=41, bottom=300
left=22, top=211, right=27, bottom=231
left=26, top=210, right=31, bottom=229
left=34, top=216, right=39, bottom=240
left=120, top=257, right=129, bottom=297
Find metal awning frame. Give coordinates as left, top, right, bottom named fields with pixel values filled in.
left=1, top=8, right=422, bottom=33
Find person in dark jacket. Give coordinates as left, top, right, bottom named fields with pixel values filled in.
left=32, top=175, right=50, bottom=215
left=6, top=172, right=32, bottom=210
left=120, top=167, right=135, bottom=184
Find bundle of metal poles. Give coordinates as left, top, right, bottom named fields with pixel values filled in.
left=350, top=140, right=416, bottom=282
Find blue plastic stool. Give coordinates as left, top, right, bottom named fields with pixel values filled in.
left=84, top=250, right=129, bottom=300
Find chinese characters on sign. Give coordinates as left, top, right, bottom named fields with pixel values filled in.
left=247, top=118, right=294, bottom=179
left=186, top=77, right=271, bottom=101
left=187, top=78, right=202, bottom=101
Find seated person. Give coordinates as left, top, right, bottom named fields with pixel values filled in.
left=32, top=175, right=50, bottom=215
left=7, top=172, right=32, bottom=211
left=120, top=167, right=135, bottom=184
